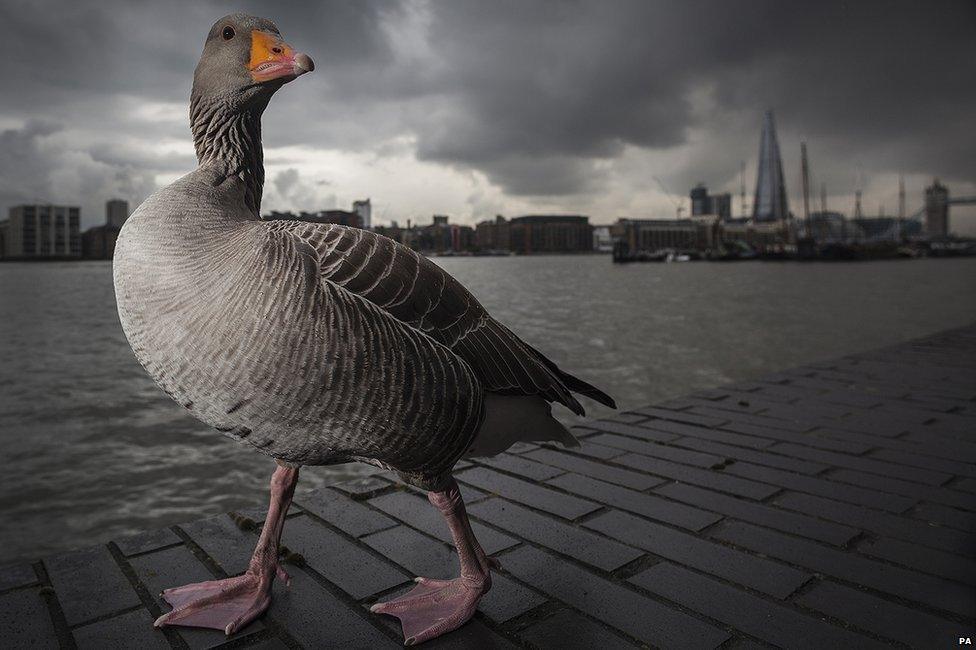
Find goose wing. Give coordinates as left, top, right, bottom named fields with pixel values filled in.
left=264, top=220, right=615, bottom=415
left=254, top=226, right=485, bottom=480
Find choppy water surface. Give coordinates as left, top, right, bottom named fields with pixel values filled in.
left=1, top=256, right=975, bottom=563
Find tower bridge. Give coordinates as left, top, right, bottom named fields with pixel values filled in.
left=867, top=182, right=976, bottom=241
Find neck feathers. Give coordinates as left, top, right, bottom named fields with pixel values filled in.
left=189, top=95, right=266, bottom=216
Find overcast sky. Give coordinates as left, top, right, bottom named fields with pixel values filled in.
left=1, top=0, right=974, bottom=233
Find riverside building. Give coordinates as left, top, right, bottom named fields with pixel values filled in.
left=1, top=204, right=81, bottom=259
left=508, top=215, right=593, bottom=253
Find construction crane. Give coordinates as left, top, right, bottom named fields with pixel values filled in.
left=653, top=176, right=685, bottom=219
left=800, top=143, right=811, bottom=236
left=740, top=160, right=748, bottom=219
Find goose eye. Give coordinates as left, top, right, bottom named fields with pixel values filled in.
left=222, top=26, right=235, bottom=40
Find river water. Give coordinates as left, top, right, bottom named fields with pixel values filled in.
left=1, top=256, right=975, bottom=564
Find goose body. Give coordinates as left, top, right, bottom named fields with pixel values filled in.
left=115, top=12, right=612, bottom=643
left=115, top=165, right=604, bottom=486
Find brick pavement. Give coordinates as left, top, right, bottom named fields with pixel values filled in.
left=2, top=324, right=975, bottom=648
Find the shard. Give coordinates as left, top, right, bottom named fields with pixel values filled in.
left=752, top=110, right=790, bottom=222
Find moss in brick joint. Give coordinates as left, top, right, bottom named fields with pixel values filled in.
left=277, top=544, right=306, bottom=567
left=230, top=513, right=257, bottom=532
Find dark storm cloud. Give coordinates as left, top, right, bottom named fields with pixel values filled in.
left=0, top=0, right=973, bottom=224
left=403, top=0, right=976, bottom=195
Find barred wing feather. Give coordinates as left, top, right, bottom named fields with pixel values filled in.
left=265, top=220, right=614, bottom=415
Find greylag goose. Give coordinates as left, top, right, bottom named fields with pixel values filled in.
left=114, top=13, right=614, bottom=645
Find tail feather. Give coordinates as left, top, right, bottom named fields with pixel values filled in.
left=521, top=340, right=617, bottom=410
left=464, top=394, right=579, bottom=459
left=558, top=371, right=617, bottom=409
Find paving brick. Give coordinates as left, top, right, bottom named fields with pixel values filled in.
left=691, top=388, right=733, bottom=400
left=911, top=425, right=976, bottom=449
left=268, top=569, right=398, bottom=648
left=500, top=545, right=730, bottom=649
left=424, top=618, right=519, bottom=648
left=630, top=563, right=881, bottom=649
left=655, top=483, right=857, bottom=546
left=362, top=524, right=456, bottom=579
left=755, top=383, right=823, bottom=401
left=673, top=436, right=829, bottom=475
left=115, top=528, right=181, bottom=557
left=870, top=447, right=976, bottom=479
left=587, top=433, right=727, bottom=468
left=474, top=453, right=566, bottom=480
left=130, top=545, right=264, bottom=649
left=614, top=453, right=780, bottom=500
left=804, top=377, right=908, bottom=400
left=926, top=414, right=976, bottom=438
left=774, top=491, right=975, bottom=555
left=722, top=462, right=914, bottom=512
left=506, top=442, right=540, bottom=454
left=565, top=440, right=629, bottom=460
left=654, top=396, right=702, bottom=410
left=693, top=395, right=780, bottom=415
left=518, top=608, right=638, bottom=648
left=794, top=580, right=962, bottom=648
left=584, top=510, right=809, bottom=598
left=523, top=448, right=664, bottom=490
left=0, top=588, right=58, bottom=649
left=721, top=420, right=874, bottom=454
left=330, top=474, right=396, bottom=499
left=761, top=371, right=809, bottom=384
left=585, top=419, right=680, bottom=443
left=0, top=563, right=36, bottom=591
left=691, top=406, right=814, bottom=432
left=179, top=514, right=256, bottom=576
left=764, top=400, right=851, bottom=420
left=869, top=399, right=947, bottom=422
left=825, top=468, right=976, bottom=511
left=73, top=608, right=170, bottom=650
left=953, top=477, right=976, bottom=494
left=238, top=639, right=290, bottom=650
left=898, top=432, right=976, bottom=463
left=456, top=466, right=600, bottom=519
left=726, top=388, right=796, bottom=405
left=820, top=390, right=885, bottom=409
left=828, top=412, right=911, bottom=437
left=632, top=407, right=729, bottom=428
left=821, top=426, right=976, bottom=464
left=601, top=411, right=651, bottom=424
left=477, top=573, right=547, bottom=624
left=44, top=545, right=140, bottom=626
left=911, top=502, right=976, bottom=532
left=283, top=516, right=408, bottom=599
left=640, top=418, right=776, bottom=449
left=723, top=380, right=765, bottom=392
left=548, top=473, right=721, bottom=531
left=297, top=486, right=398, bottom=538
left=859, top=535, right=976, bottom=586
left=468, top=499, right=642, bottom=572
left=369, top=490, right=518, bottom=556
left=769, top=442, right=952, bottom=486
left=905, top=393, right=965, bottom=412
left=711, top=520, right=976, bottom=618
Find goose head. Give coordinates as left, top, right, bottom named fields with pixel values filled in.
left=191, top=13, right=314, bottom=111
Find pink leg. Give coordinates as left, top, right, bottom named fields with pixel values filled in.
left=370, top=478, right=492, bottom=645
left=154, top=463, right=299, bottom=635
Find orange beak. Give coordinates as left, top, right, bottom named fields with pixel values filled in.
left=249, top=30, right=314, bottom=83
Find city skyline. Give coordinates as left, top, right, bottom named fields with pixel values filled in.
left=1, top=1, right=974, bottom=234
